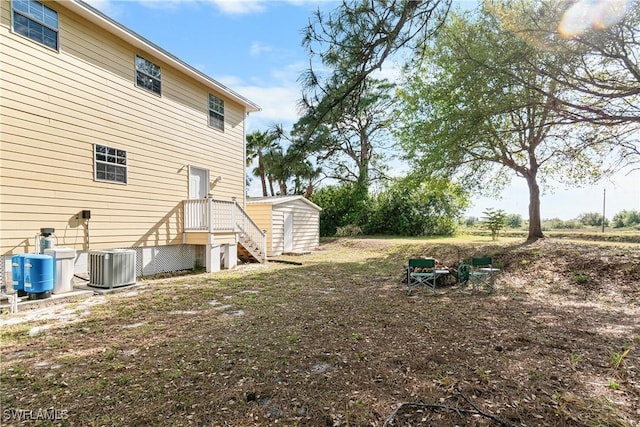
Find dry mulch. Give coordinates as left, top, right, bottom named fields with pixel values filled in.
left=1, top=237, right=639, bottom=426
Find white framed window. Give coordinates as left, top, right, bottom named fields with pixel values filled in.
left=208, top=94, right=224, bottom=131
left=135, top=55, right=161, bottom=95
left=95, top=144, right=127, bottom=184
left=11, top=0, right=59, bottom=50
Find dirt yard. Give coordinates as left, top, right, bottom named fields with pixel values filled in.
left=1, top=237, right=639, bottom=426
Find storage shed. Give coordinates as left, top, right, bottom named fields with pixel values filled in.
left=246, top=196, right=322, bottom=257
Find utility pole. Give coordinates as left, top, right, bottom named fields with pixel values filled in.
left=602, top=188, right=606, bottom=233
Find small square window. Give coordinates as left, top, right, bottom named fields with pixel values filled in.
left=95, top=144, right=127, bottom=184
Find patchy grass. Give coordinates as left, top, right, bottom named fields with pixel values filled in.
left=1, top=237, right=639, bottom=426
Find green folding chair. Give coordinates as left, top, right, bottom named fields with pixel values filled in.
left=468, top=257, right=499, bottom=293
left=457, top=263, right=471, bottom=293
left=407, top=258, right=437, bottom=294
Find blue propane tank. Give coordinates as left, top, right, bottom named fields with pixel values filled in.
left=24, top=254, right=54, bottom=300
left=11, top=254, right=29, bottom=297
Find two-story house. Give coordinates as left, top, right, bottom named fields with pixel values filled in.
left=0, top=0, right=265, bottom=289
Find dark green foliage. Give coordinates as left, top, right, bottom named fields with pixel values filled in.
left=365, top=179, right=467, bottom=236
left=612, top=210, right=640, bottom=228
left=310, top=184, right=370, bottom=237
left=311, top=178, right=468, bottom=237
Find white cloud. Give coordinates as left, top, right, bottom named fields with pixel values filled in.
left=94, top=0, right=267, bottom=15
left=83, top=0, right=125, bottom=17
left=242, top=85, right=302, bottom=129
left=249, top=41, right=274, bottom=56
left=205, top=0, right=267, bottom=15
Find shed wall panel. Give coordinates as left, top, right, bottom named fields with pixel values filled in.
left=273, top=201, right=320, bottom=253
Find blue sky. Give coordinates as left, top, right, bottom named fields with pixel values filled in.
left=86, top=0, right=639, bottom=220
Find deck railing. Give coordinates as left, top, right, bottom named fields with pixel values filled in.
left=183, top=198, right=266, bottom=260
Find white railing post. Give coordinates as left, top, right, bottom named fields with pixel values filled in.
left=208, top=198, right=213, bottom=233
left=262, top=230, right=267, bottom=261
left=232, top=197, right=237, bottom=231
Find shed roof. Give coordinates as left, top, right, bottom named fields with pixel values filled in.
left=61, top=1, right=261, bottom=114
left=247, top=196, right=322, bottom=211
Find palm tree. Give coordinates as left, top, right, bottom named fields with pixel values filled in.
left=262, top=147, right=290, bottom=196
left=246, top=130, right=277, bottom=196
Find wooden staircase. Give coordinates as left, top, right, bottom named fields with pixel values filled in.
left=238, top=232, right=265, bottom=263
left=183, top=198, right=267, bottom=265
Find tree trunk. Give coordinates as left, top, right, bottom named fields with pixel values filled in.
left=268, top=178, right=275, bottom=197
left=525, top=174, right=545, bottom=241
left=258, top=157, right=268, bottom=197
left=304, top=183, right=314, bottom=199
left=279, top=181, right=288, bottom=196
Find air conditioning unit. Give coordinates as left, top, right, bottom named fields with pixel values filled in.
left=89, top=249, right=136, bottom=288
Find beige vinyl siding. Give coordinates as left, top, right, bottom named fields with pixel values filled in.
left=274, top=202, right=320, bottom=253
left=183, top=232, right=236, bottom=246
left=244, top=203, right=276, bottom=256
left=246, top=198, right=320, bottom=256
left=0, top=2, right=248, bottom=254
left=271, top=210, right=285, bottom=256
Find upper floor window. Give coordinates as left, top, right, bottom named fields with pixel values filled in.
left=208, top=94, right=224, bottom=131
left=95, top=145, right=127, bottom=184
left=11, top=0, right=59, bottom=50
left=135, top=55, right=161, bottom=95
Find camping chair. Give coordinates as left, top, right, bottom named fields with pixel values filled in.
left=468, top=257, right=499, bottom=293
left=407, top=258, right=437, bottom=294
left=457, top=263, right=471, bottom=294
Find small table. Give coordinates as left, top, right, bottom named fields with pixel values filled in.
left=408, top=268, right=451, bottom=293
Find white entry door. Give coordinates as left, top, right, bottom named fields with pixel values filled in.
left=189, top=166, right=209, bottom=199
left=284, top=212, right=293, bottom=252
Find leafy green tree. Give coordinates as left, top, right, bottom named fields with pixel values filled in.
left=292, top=78, right=395, bottom=195
left=299, top=0, right=451, bottom=139
left=612, top=210, right=640, bottom=228
left=507, top=213, right=523, bottom=229
left=310, top=184, right=368, bottom=236
left=365, top=177, right=468, bottom=236
left=482, top=208, right=508, bottom=240
left=577, top=212, right=608, bottom=227
left=396, top=4, right=616, bottom=242
left=489, top=1, right=640, bottom=170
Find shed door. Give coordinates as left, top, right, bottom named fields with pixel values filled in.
left=284, top=212, right=293, bottom=252
left=189, top=166, right=209, bottom=199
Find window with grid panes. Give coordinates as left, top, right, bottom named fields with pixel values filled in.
left=11, top=0, right=59, bottom=50
left=135, top=55, right=162, bottom=95
left=95, top=145, right=127, bottom=184
left=208, top=94, right=224, bottom=131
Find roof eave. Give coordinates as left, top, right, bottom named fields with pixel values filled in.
left=61, top=0, right=261, bottom=114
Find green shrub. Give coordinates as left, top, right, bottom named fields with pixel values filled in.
left=364, top=177, right=468, bottom=236
left=577, top=212, right=608, bottom=227
left=612, top=210, right=640, bottom=228
left=335, top=225, right=363, bottom=237
left=311, top=184, right=370, bottom=237
left=506, top=213, right=523, bottom=228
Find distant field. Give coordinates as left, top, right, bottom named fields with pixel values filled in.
left=461, top=227, right=640, bottom=243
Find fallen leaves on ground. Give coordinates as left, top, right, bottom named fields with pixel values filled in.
left=1, top=237, right=639, bottom=426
